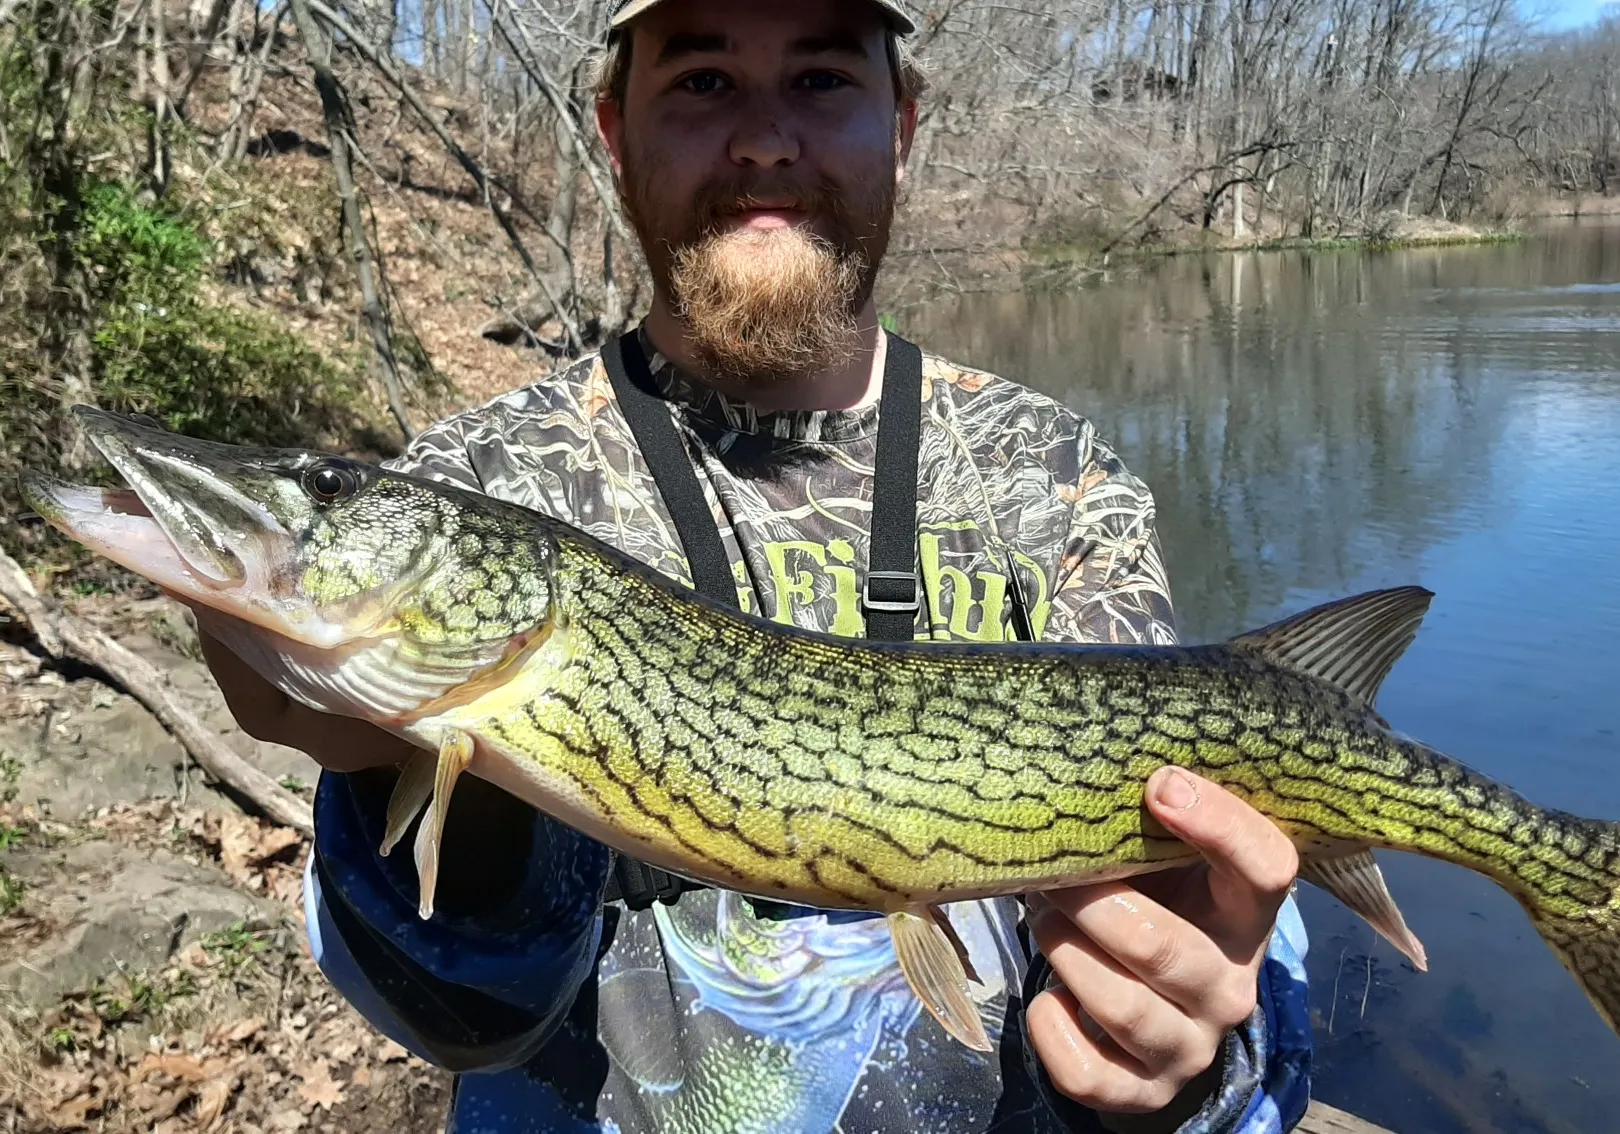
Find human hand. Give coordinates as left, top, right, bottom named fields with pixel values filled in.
left=1025, top=767, right=1299, bottom=1124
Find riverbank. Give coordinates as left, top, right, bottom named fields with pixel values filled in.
left=1028, top=213, right=1525, bottom=272
left=874, top=209, right=1552, bottom=309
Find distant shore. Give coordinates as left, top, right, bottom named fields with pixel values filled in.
left=1034, top=214, right=1527, bottom=270
left=1031, top=192, right=1619, bottom=270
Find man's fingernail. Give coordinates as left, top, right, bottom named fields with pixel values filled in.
left=1156, top=768, right=1200, bottom=810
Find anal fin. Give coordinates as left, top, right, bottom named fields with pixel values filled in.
left=1300, top=842, right=1428, bottom=971
left=889, top=908, right=992, bottom=1052
left=380, top=749, right=436, bottom=857
left=413, top=729, right=474, bottom=920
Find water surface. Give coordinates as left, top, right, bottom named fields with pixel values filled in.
left=906, top=219, right=1620, bottom=1134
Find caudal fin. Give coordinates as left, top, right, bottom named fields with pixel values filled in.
left=1526, top=903, right=1620, bottom=1035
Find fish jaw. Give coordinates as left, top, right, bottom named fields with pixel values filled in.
left=21, top=469, right=352, bottom=650
left=27, top=406, right=564, bottom=732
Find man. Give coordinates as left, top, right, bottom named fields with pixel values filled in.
left=202, top=1, right=1314, bottom=1130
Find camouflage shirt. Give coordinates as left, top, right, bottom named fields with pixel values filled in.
left=304, top=327, right=1313, bottom=1134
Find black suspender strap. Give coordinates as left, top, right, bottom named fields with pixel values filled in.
left=594, top=329, right=927, bottom=910
left=863, top=336, right=924, bottom=643
left=601, top=332, right=740, bottom=612
left=599, top=331, right=741, bottom=912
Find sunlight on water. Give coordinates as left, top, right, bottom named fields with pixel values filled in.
left=907, top=218, right=1620, bottom=1134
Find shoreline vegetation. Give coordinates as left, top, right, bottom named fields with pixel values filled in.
left=1023, top=215, right=1527, bottom=272
left=983, top=192, right=1620, bottom=291
left=1015, top=192, right=1620, bottom=274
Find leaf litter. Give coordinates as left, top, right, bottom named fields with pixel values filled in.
left=0, top=800, right=451, bottom=1133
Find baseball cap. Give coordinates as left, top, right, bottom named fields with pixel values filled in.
left=608, top=0, right=916, bottom=35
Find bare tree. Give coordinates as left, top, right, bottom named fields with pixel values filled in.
left=289, top=0, right=416, bottom=441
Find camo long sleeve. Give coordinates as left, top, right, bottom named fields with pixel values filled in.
left=303, top=328, right=1313, bottom=1134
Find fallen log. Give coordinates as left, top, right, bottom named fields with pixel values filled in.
left=0, top=547, right=314, bottom=836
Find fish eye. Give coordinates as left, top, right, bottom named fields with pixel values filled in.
left=302, top=462, right=358, bottom=505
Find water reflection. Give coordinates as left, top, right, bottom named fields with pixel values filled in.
left=906, top=219, right=1620, bottom=1133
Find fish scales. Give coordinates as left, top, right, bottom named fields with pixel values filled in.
left=24, top=404, right=1620, bottom=1053
left=443, top=533, right=1609, bottom=922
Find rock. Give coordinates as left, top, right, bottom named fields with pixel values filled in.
left=0, top=596, right=319, bottom=817
left=0, top=840, right=285, bottom=1015
left=2, top=695, right=195, bottom=817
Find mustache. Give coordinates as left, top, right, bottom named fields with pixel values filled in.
left=691, top=178, right=846, bottom=231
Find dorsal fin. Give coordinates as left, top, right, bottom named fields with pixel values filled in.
left=1229, top=586, right=1434, bottom=708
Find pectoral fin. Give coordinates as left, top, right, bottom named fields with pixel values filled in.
left=380, top=749, right=436, bottom=857
left=412, top=729, right=474, bottom=920
left=1300, top=842, right=1428, bottom=971
left=888, top=908, right=992, bottom=1052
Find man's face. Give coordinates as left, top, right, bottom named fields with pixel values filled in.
left=598, top=0, right=916, bottom=386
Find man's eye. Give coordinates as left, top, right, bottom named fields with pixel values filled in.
left=678, top=71, right=729, bottom=95
left=799, top=71, right=852, bottom=93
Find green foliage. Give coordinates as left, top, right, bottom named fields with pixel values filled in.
left=88, top=969, right=196, bottom=1024
left=202, top=921, right=273, bottom=978
left=2, top=171, right=364, bottom=564
left=42, top=1025, right=78, bottom=1054
left=1, top=2, right=370, bottom=565
left=77, top=178, right=361, bottom=449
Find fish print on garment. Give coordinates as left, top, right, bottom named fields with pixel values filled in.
left=388, top=327, right=1180, bottom=1132
left=588, top=893, right=1024, bottom=1133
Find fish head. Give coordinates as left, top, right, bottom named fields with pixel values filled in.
left=22, top=406, right=556, bottom=719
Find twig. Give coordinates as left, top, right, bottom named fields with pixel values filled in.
left=0, top=555, right=62, bottom=658
left=484, top=0, right=631, bottom=244
left=1360, top=951, right=1373, bottom=1020
left=0, top=547, right=314, bottom=836
left=1328, top=943, right=1348, bottom=1034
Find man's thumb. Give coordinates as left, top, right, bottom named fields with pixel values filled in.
left=1144, top=767, right=1299, bottom=900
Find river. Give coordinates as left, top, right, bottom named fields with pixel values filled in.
left=904, top=218, right=1620, bottom=1134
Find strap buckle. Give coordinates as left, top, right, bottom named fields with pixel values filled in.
left=863, top=570, right=919, bottom=615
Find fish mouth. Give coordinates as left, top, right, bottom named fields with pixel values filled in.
left=20, top=406, right=317, bottom=640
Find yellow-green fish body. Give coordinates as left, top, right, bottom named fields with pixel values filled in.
left=22, top=406, right=1620, bottom=1053
left=464, top=540, right=1606, bottom=899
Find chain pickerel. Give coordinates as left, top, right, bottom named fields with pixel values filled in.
left=22, top=406, right=1620, bottom=1053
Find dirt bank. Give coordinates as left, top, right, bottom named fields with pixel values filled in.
left=0, top=596, right=453, bottom=1133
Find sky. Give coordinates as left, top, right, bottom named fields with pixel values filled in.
left=1526, top=0, right=1619, bottom=30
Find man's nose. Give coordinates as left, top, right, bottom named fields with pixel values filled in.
left=728, top=96, right=800, bottom=167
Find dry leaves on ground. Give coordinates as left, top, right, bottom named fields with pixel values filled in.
left=1, top=802, right=450, bottom=1133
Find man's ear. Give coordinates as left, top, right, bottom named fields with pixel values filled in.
left=894, top=97, right=919, bottom=185
left=596, top=95, right=626, bottom=178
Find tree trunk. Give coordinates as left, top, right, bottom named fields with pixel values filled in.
left=149, top=0, right=171, bottom=193
left=223, top=0, right=282, bottom=162
left=288, top=0, right=415, bottom=443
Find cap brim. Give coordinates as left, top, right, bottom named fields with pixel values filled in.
left=610, top=0, right=914, bottom=35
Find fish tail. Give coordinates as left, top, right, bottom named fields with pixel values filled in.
left=1522, top=880, right=1620, bottom=1033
